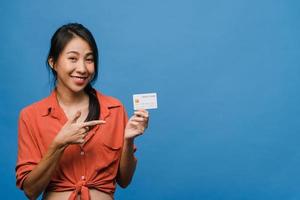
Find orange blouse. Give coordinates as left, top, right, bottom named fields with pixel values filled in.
left=16, top=90, right=133, bottom=200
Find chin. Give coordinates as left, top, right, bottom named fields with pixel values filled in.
left=69, top=84, right=88, bottom=93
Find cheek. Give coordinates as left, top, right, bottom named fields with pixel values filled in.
left=55, top=60, right=72, bottom=73
left=87, top=64, right=96, bottom=75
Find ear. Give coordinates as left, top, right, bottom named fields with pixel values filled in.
left=48, top=58, right=55, bottom=70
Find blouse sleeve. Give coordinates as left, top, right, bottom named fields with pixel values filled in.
left=15, top=109, right=42, bottom=189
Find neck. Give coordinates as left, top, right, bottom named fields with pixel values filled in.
left=55, top=86, right=88, bottom=107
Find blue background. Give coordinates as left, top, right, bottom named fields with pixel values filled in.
left=1, top=0, right=300, bottom=199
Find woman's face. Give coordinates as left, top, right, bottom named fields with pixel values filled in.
left=51, top=36, right=95, bottom=94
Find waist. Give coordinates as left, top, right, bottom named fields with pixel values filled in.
left=43, top=189, right=113, bottom=200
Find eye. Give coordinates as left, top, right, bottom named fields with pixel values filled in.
left=68, top=57, right=77, bottom=62
left=86, top=57, right=94, bottom=63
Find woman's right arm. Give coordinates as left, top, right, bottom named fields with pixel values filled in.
left=21, top=111, right=105, bottom=200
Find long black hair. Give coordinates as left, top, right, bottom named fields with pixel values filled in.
left=46, top=23, right=100, bottom=122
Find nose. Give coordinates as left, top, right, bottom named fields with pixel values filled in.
left=76, top=59, right=87, bottom=74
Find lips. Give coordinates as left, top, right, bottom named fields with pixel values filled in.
left=71, top=75, right=88, bottom=85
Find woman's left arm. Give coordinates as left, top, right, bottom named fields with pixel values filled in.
left=117, top=110, right=149, bottom=188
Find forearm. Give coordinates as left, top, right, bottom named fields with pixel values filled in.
left=117, top=138, right=137, bottom=188
left=23, top=141, right=66, bottom=200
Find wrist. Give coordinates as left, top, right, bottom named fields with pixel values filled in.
left=124, top=137, right=135, bottom=145
left=51, top=138, right=67, bottom=151
left=123, top=138, right=135, bottom=153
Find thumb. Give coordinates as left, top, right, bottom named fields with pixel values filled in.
left=70, top=111, right=81, bottom=124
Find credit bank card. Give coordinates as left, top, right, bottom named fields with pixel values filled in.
left=133, top=93, right=158, bottom=110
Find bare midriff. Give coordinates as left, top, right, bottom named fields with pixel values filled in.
left=43, top=189, right=113, bottom=200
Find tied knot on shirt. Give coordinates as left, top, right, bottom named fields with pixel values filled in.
left=75, top=180, right=87, bottom=194
left=68, top=180, right=90, bottom=200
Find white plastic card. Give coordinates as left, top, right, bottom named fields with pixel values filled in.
left=133, top=93, right=158, bottom=110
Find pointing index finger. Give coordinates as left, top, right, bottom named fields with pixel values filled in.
left=81, top=120, right=106, bottom=128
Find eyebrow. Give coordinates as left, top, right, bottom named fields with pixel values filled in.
left=85, top=52, right=94, bottom=57
left=66, top=51, right=93, bottom=56
left=66, top=51, right=79, bottom=55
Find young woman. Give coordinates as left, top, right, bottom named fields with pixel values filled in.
left=16, top=23, right=149, bottom=200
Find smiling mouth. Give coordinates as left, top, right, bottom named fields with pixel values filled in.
left=71, top=76, right=88, bottom=80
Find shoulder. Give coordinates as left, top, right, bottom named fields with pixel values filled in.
left=19, top=95, right=52, bottom=119
left=95, top=90, right=124, bottom=108
left=94, top=89, right=128, bottom=121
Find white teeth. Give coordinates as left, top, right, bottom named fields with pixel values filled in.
left=72, top=76, right=87, bottom=80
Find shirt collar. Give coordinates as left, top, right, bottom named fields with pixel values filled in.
left=40, top=89, right=121, bottom=120
left=40, top=90, right=62, bottom=119
left=96, top=90, right=122, bottom=120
